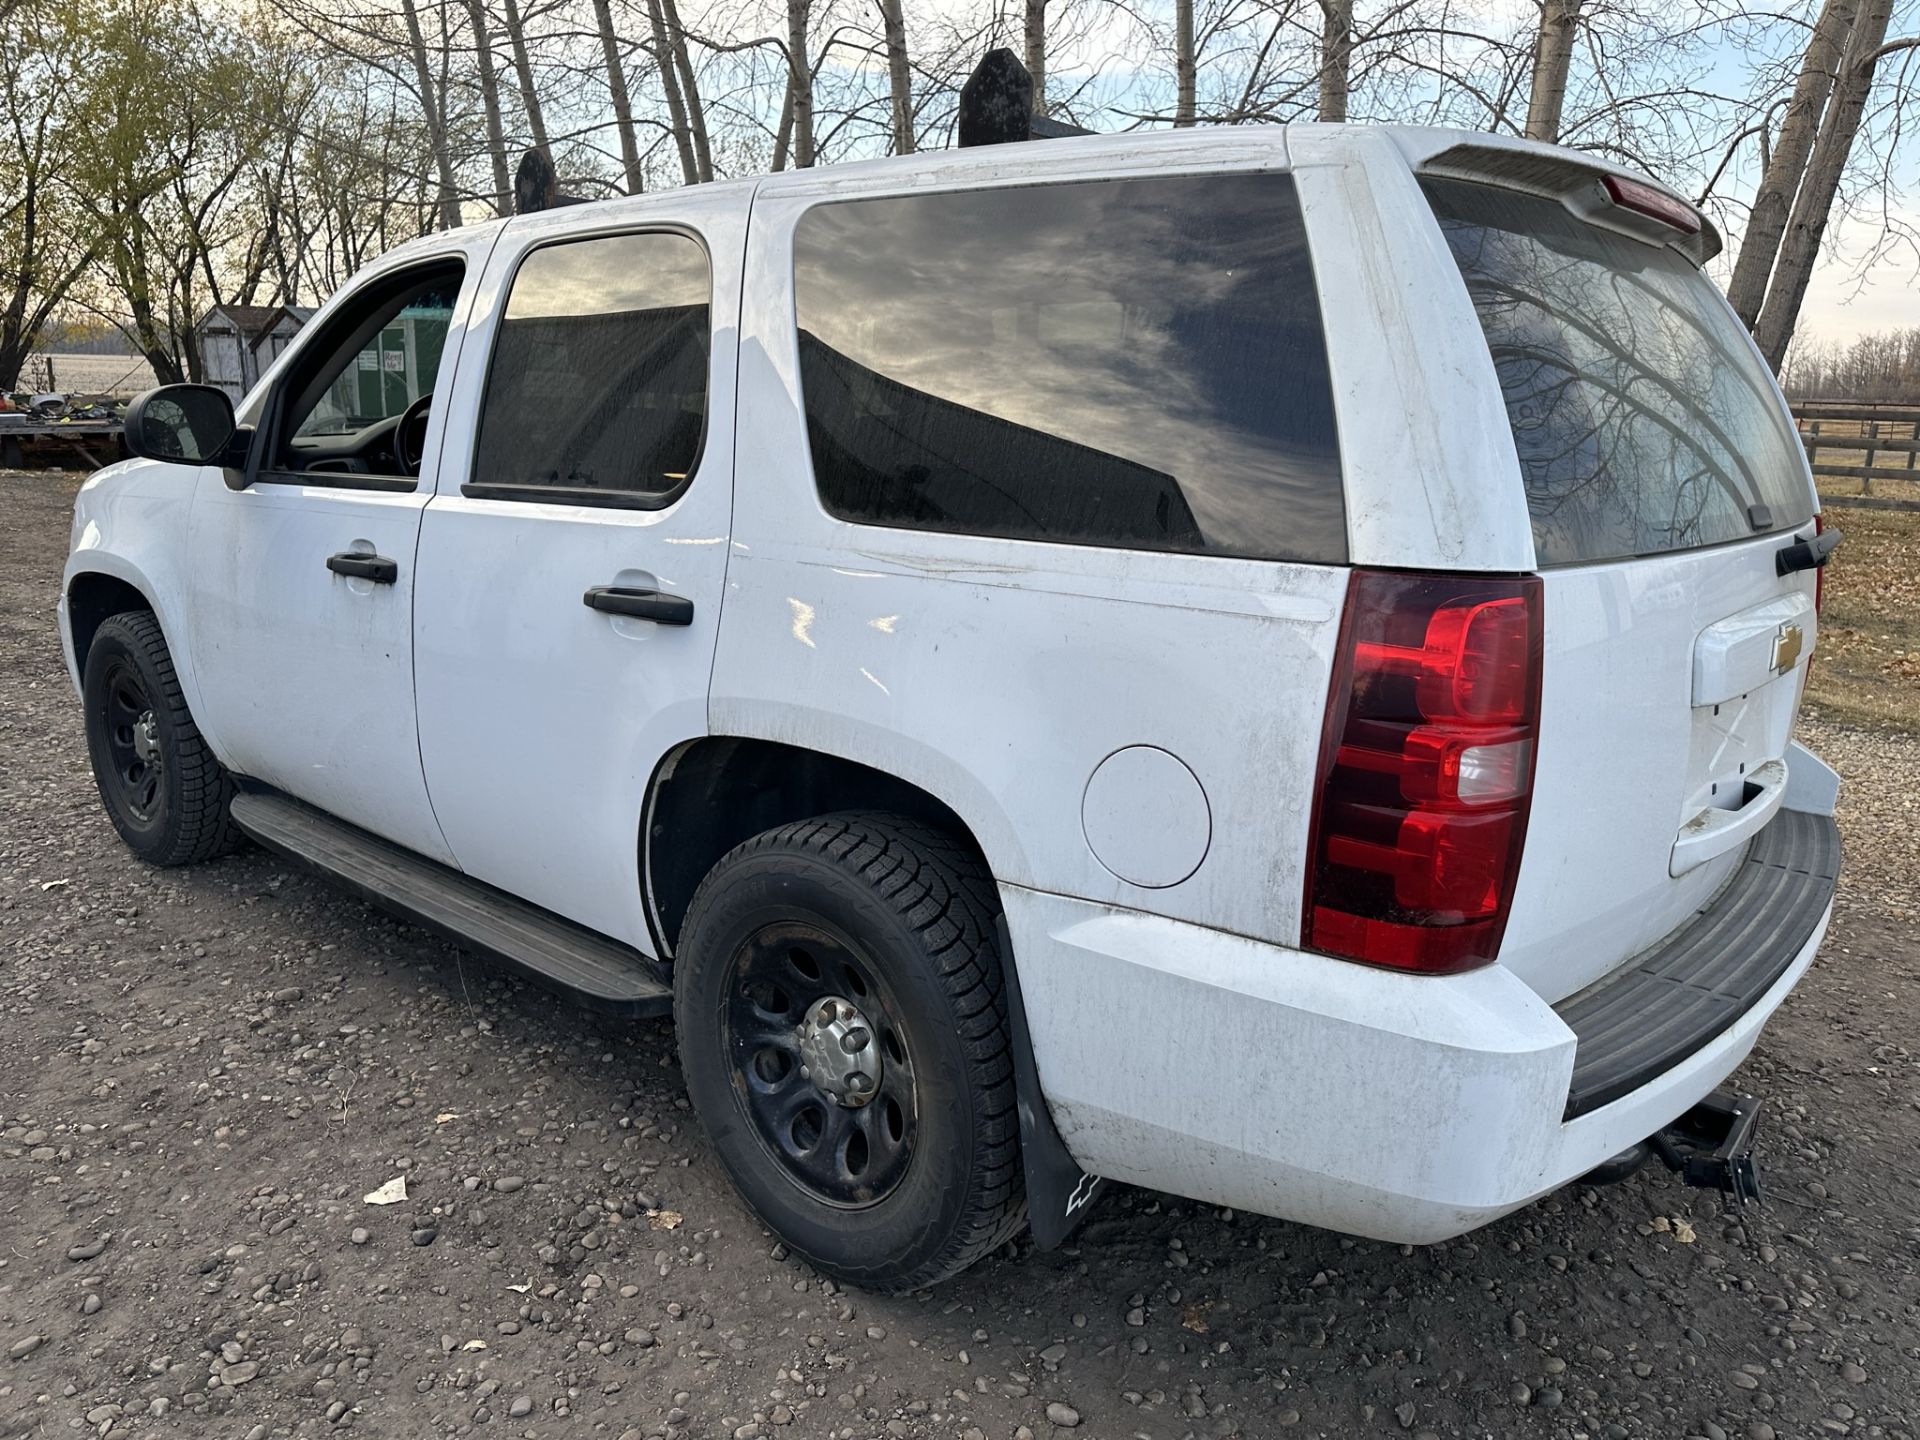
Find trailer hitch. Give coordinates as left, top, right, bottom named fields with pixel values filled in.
left=1579, top=1090, right=1764, bottom=1207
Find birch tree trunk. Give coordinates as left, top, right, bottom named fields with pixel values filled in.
left=400, top=0, right=463, bottom=227
left=785, top=0, right=814, bottom=166
left=1318, top=0, right=1351, bottom=121
left=499, top=0, right=550, bottom=156
left=464, top=0, right=512, bottom=214
left=1725, top=0, right=1857, bottom=327
left=659, top=0, right=712, bottom=180
left=1024, top=0, right=1046, bottom=114
left=1175, top=0, right=1197, bottom=125
left=645, top=0, right=699, bottom=184
left=591, top=0, right=646, bottom=193
left=880, top=0, right=913, bottom=153
left=1753, top=0, right=1897, bottom=370
left=771, top=77, right=793, bottom=171
left=1524, top=0, right=1584, bottom=142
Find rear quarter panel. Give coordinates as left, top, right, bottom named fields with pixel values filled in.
left=717, top=141, right=1351, bottom=944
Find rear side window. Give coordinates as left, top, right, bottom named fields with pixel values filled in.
left=791, top=173, right=1345, bottom=563
left=1424, top=178, right=1813, bottom=565
left=469, top=231, right=709, bottom=506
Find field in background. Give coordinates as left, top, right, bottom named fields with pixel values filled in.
left=15, top=353, right=158, bottom=397
left=1806, top=504, right=1920, bottom=733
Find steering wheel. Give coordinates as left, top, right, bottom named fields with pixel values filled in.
left=396, top=392, right=433, bottom=475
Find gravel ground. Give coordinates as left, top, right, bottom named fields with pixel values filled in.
left=2, top=469, right=1917, bottom=1440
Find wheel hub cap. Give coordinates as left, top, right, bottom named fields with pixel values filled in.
left=797, top=996, right=882, bottom=1106
left=132, top=711, right=161, bottom=769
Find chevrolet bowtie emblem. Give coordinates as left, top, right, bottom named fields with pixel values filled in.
left=1771, top=622, right=1805, bottom=674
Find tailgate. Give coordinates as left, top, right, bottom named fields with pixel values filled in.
left=1418, top=169, right=1821, bottom=1003
left=1504, top=540, right=1816, bottom=1001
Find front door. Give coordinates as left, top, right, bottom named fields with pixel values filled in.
left=185, top=238, right=495, bottom=864
left=412, top=199, right=740, bottom=951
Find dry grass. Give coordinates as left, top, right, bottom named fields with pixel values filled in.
left=1804, top=504, right=1920, bottom=734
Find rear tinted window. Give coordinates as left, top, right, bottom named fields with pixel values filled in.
left=791, top=173, right=1345, bottom=563
left=1424, top=178, right=1812, bottom=565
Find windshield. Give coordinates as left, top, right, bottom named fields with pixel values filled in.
left=1423, top=178, right=1813, bottom=565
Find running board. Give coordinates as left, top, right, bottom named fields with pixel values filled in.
left=229, top=791, right=672, bottom=1017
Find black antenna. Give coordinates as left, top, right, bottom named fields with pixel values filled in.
left=514, top=149, right=588, bottom=214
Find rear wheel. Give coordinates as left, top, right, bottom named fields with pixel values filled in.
left=675, top=812, right=1025, bottom=1292
left=82, top=611, right=242, bottom=866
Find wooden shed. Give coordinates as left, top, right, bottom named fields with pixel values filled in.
left=196, top=304, right=313, bottom=400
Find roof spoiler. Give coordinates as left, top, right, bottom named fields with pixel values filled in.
left=514, top=149, right=589, bottom=215
left=958, top=49, right=1093, bottom=147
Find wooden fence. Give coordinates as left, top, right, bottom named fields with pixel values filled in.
left=1790, top=400, right=1920, bottom=507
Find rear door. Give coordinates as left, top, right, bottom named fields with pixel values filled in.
left=1415, top=169, right=1821, bottom=1002
left=411, top=196, right=741, bottom=951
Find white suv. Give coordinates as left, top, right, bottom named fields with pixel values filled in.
left=62, top=121, right=1841, bottom=1293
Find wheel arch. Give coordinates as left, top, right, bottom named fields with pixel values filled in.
left=66, top=568, right=158, bottom=675
left=642, top=735, right=998, bottom=958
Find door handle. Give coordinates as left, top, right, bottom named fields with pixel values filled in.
left=583, top=585, right=695, bottom=626
left=326, top=552, right=398, bottom=584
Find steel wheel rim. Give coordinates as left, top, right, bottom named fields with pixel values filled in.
left=101, top=659, right=162, bottom=824
left=722, top=919, right=918, bottom=1209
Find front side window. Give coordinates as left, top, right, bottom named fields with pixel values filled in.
left=294, top=293, right=455, bottom=441
left=1424, top=177, right=1813, bottom=565
left=269, top=262, right=464, bottom=484
left=470, top=231, right=710, bottom=504
left=791, top=173, right=1346, bottom=563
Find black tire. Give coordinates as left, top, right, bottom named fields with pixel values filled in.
left=675, top=812, right=1026, bottom=1292
left=82, top=611, right=242, bottom=867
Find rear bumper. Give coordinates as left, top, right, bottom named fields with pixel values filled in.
left=1006, top=810, right=1836, bottom=1245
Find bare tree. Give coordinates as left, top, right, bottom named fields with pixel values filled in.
left=880, top=0, right=914, bottom=153
left=590, top=0, right=646, bottom=192
left=463, top=0, right=513, bottom=212
left=1174, top=0, right=1198, bottom=125
left=1318, top=0, right=1352, bottom=122
left=498, top=0, right=551, bottom=153
left=1524, top=0, right=1584, bottom=142
left=785, top=0, right=815, bottom=166
left=1025, top=0, right=1047, bottom=114
left=659, top=0, right=713, bottom=179
left=1725, top=0, right=1858, bottom=327
left=646, top=0, right=700, bottom=182
left=1753, top=0, right=1901, bottom=368
left=400, top=0, right=464, bottom=225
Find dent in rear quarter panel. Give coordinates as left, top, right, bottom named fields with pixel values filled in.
left=1287, top=128, right=1535, bottom=574
left=63, top=459, right=221, bottom=751
left=717, top=157, right=1351, bottom=947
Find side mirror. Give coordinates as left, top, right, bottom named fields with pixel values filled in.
left=123, top=384, right=240, bottom=464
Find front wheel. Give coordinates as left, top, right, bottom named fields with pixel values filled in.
left=81, top=611, right=241, bottom=866
left=675, top=813, right=1026, bottom=1292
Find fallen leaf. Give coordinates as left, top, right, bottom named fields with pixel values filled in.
left=1181, top=1303, right=1212, bottom=1335
left=363, top=1176, right=408, bottom=1206
left=1672, top=1218, right=1696, bottom=1244
left=646, top=1209, right=683, bottom=1231
left=506, top=1283, right=531, bottom=1294
left=1649, top=1215, right=1671, bottom=1233
left=460, top=1339, right=488, bottom=1351
left=40, top=879, right=68, bottom=891
left=434, top=1113, right=458, bottom=1124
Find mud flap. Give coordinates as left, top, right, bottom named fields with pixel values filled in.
left=997, top=917, right=1107, bottom=1249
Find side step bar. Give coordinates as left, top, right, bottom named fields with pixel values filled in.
left=229, top=791, right=673, bottom=1017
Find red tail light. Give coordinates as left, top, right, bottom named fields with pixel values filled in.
left=1303, top=570, right=1543, bottom=975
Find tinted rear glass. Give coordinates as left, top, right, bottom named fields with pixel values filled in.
left=1424, top=178, right=1812, bottom=565
left=791, top=173, right=1345, bottom=563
